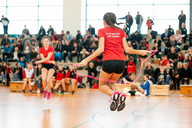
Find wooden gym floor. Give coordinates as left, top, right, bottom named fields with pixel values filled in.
left=0, top=86, right=192, bottom=128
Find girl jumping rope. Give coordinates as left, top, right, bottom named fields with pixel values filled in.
left=35, top=36, right=55, bottom=99
left=79, top=12, right=150, bottom=111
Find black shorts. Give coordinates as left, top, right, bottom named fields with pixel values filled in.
left=102, top=60, right=125, bottom=74
left=42, top=63, right=55, bottom=70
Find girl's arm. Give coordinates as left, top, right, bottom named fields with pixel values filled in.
left=36, top=53, right=54, bottom=64
left=79, top=37, right=104, bottom=67
left=122, top=37, right=149, bottom=55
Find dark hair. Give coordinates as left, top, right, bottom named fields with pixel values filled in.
left=67, top=31, right=70, bottom=34
left=144, top=74, right=149, bottom=79
left=103, top=12, right=123, bottom=30
left=7, top=63, right=10, bottom=66
left=130, top=56, right=134, bottom=61
left=187, top=55, right=192, bottom=62
left=128, top=72, right=134, bottom=77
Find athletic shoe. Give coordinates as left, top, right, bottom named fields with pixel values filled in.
left=47, top=92, right=51, bottom=99
left=43, top=91, right=47, bottom=98
left=30, top=82, right=35, bottom=86
left=37, top=89, right=40, bottom=94
left=109, top=90, right=120, bottom=111
left=22, top=90, right=25, bottom=93
left=72, top=91, right=75, bottom=95
left=117, top=92, right=126, bottom=112
left=62, top=90, right=66, bottom=94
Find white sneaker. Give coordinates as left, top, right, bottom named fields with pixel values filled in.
left=30, top=82, right=35, bottom=86
left=37, top=89, right=40, bottom=94
left=68, top=60, right=70, bottom=63
left=61, top=60, right=64, bottom=63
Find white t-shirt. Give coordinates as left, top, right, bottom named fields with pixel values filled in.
left=2, top=19, right=8, bottom=26
left=24, top=68, right=34, bottom=78
left=25, top=46, right=29, bottom=53
left=13, top=52, right=18, bottom=59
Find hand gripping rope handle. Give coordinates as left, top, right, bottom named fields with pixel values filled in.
left=73, top=50, right=157, bottom=84
left=28, top=63, right=56, bottom=96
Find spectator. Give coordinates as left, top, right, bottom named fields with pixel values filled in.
left=37, top=26, right=46, bottom=42
left=34, top=64, right=42, bottom=93
left=13, top=63, right=23, bottom=81
left=3, top=43, right=12, bottom=61
left=54, top=40, right=63, bottom=61
left=178, top=10, right=186, bottom=29
left=22, top=63, right=34, bottom=93
left=89, top=36, right=98, bottom=51
left=22, top=25, right=30, bottom=37
left=82, top=35, right=90, bottom=51
left=80, top=49, right=89, bottom=62
left=123, top=54, right=129, bottom=77
left=180, top=23, right=187, bottom=44
left=146, top=16, right=154, bottom=30
left=152, top=43, right=158, bottom=57
left=135, top=11, right=143, bottom=33
left=63, top=40, right=72, bottom=62
left=0, top=62, right=6, bottom=84
left=87, top=62, right=97, bottom=88
left=62, top=65, right=78, bottom=95
left=31, top=35, right=37, bottom=46
left=22, top=34, right=30, bottom=46
left=86, top=30, right=92, bottom=40
left=23, top=40, right=32, bottom=61
left=144, top=62, right=155, bottom=84
left=5, top=63, right=12, bottom=86
left=181, top=62, right=191, bottom=85
left=157, top=67, right=166, bottom=85
left=72, top=43, right=81, bottom=62
left=123, top=25, right=128, bottom=36
left=70, top=36, right=77, bottom=46
left=162, top=55, right=169, bottom=66
left=172, top=62, right=182, bottom=90
left=161, top=29, right=171, bottom=41
left=187, top=55, right=192, bottom=68
left=12, top=41, right=23, bottom=54
left=62, top=36, right=67, bottom=45
left=51, top=65, right=65, bottom=93
left=10, top=46, right=20, bottom=62
left=144, top=37, right=149, bottom=50
left=123, top=72, right=134, bottom=84
left=59, top=30, right=65, bottom=40
left=168, top=25, right=174, bottom=36
left=88, top=25, right=95, bottom=36
left=158, top=42, right=168, bottom=58
left=0, top=15, right=9, bottom=34
left=1, top=34, right=10, bottom=47
left=131, top=30, right=143, bottom=49
left=119, top=11, right=133, bottom=35
left=65, top=31, right=72, bottom=42
left=164, top=63, right=172, bottom=85
left=167, top=47, right=177, bottom=63
left=154, top=36, right=162, bottom=48
left=177, top=52, right=185, bottom=62
left=33, top=42, right=39, bottom=53
left=30, top=48, right=38, bottom=60
left=185, top=49, right=192, bottom=61
left=170, top=30, right=182, bottom=47
left=154, top=64, right=162, bottom=83
left=76, top=30, right=83, bottom=44
left=139, top=41, right=148, bottom=70
left=164, top=39, right=171, bottom=48
left=47, top=25, right=54, bottom=37
left=127, top=57, right=136, bottom=75
left=19, top=57, right=25, bottom=68
left=52, top=31, right=59, bottom=49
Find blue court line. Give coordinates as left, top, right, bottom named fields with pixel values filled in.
left=73, top=98, right=143, bottom=128
left=122, top=91, right=176, bottom=128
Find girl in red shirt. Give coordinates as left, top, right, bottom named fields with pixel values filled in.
left=79, top=12, right=149, bottom=111
left=35, top=36, right=55, bottom=100
left=146, top=16, right=154, bottom=30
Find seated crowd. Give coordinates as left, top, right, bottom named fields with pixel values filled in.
left=0, top=21, right=191, bottom=96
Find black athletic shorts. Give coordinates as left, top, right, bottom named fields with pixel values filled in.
left=102, top=60, right=125, bottom=74
left=42, top=63, right=55, bottom=70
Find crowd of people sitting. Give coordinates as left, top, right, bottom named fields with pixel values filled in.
left=0, top=14, right=191, bottom=95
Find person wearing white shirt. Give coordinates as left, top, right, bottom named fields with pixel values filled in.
left=0, top=15, right=9, bottom=34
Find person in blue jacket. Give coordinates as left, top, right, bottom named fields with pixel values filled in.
left=3, top=43, right=12, bottom=61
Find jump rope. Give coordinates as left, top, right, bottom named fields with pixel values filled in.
left=27, top=50, right=157, bottom=95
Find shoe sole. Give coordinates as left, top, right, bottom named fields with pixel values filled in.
left=117, top=95, right=126, bottom=112
left=110, top=93, right=120, bottom=111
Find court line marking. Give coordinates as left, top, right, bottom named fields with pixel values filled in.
left=73, top=98, right=143, bottom=128
left=122, top=91, right=176, bottom=128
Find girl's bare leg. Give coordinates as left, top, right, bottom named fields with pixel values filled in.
left=42, top=68, right=48, bottom=91
left=46, top=69, right=55, bottom=93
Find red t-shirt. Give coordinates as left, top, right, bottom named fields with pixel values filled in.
left=98, top=27, right=127, bottom=61
left=39, top=46, right=54, bottom=64
left=5, top=67, right=11, bottom=74
left=162, top=59, right=169, bottom=66
left=146, top=20, right=153, bottom=29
